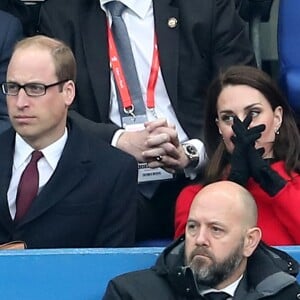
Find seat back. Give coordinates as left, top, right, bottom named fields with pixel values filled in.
left=239, top=0, right=274, bottom=68
left=0, top=246, right=299, bottom=299
left=278, top=0, right=300, bottom=115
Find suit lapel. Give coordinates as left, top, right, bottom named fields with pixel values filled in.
left=16, top=120, right=92, bottom=227
left=153, top=0, right=179, bottom=107
left=0, top=130, right=16, bottom=232
left=79, top=1, right=111, bottom=121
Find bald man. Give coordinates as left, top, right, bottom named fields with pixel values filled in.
left=103, top=181, right=300, bottom=300
left=184, top=181, right=261, bottom=291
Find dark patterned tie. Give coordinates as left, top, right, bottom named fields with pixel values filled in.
left=106, top=1, right=146, bottom=116
left=204, top=291, right=231, bottom=300
left=15, top=150, right=43, bottom=222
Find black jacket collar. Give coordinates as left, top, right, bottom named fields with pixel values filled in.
left=151, top=236, right=299, bottom=298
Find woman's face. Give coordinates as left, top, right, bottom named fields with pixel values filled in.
left=216, top=84, right=282, bottom=158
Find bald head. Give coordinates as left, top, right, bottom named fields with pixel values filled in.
left=189, top=181, right=258, bottom=229
left=185, top=181, right=261, bottom=289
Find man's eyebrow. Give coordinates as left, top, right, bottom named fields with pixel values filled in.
left=186, top=219, right=200, bottom=226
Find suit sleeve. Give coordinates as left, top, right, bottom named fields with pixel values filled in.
left=93, top=154, right=138, bottom=247
left=211, top=0, right=256, bottom=72
left=68, top=111, right=119, bottom=144
left=174, top=184, right=202, bottom=238
left=0, top=12, right=23, bottom=134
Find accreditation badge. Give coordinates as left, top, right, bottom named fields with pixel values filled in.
left=138, top=162, right=174, bottom=183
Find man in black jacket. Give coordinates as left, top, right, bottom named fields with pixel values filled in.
left=103, top=181, right=300, bottom=299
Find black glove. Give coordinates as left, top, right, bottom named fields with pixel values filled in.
left=247, top=146, right=286, bottom=196
left=228, top=115, right=265, bottom=186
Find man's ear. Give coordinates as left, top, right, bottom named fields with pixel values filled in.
left=243, top=227, right=261, bottom=257
left=64, top=80, right=75, bottom=107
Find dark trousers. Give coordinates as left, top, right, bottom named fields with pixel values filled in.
left=135, top=174, right=192, bottom=241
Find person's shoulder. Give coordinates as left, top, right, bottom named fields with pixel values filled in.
left=0, top=9, right=21, bottom=25
left=105, top=268, right=170, bottom=298
left=106, top=269, right=158, bottom=292
left=178, top=183, right=202, bottom=200
left=0, top=9, right=23, bottom=39
left=111, top=268, right=156, bottom=283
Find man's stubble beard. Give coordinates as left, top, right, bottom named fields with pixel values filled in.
left=185, top=240, right=244, bottom=287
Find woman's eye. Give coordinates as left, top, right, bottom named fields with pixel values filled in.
left=249, top=110, right=259, bottom=118
left=221, top=115, right=234, bottom=123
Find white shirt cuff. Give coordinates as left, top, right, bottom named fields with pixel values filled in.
left=111, top=129, right=125, bottom=147
left=183, top=138, right=207, bottom=180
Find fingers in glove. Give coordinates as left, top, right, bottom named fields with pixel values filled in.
left=242, top=113, right=253, bottom=128
left=247, top=124, right=266, bottom=135
left=231, top=131, right=262, bottom=145
left=232, top=116, right=247, bottom=136
left=232, top=114, right=265, bottom=136
left=231, top=121, right=265, bottom=145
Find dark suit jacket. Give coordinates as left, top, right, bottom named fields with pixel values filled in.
left=0, top=117, right=138, bottom=249
left=39, top=0, right=256, bottom=142
left=0, top=10, right=23, bottom=134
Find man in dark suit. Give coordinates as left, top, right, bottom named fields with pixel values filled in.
left=0, top=10, right=23, bottom=134
left=38, top=0, right=256, bottom=240
left=0, top=35, right=138, bottom=249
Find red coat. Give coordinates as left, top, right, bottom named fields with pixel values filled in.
left=174, top=161, right=300, bottom=245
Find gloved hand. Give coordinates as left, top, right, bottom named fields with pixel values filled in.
left=228, top=115, right=265, bottom=186
left=247, top=146, right=286, bottom=196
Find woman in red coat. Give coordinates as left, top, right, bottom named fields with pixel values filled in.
left=175, top=66, right=300, bottom=245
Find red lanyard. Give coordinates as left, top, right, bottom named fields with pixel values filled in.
left=107, top=24, right=160, bottom=114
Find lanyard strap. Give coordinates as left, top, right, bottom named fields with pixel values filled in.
left=107, top=25, right=160, bottom=115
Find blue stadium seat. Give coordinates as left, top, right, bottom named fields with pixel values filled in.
left=278, top=0, right=300, bottom=118
left=0, top=246, right=299, bottom=299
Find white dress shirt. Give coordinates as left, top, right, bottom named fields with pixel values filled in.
left=202, top=275, right=243, bottom=300
left=100, top=0, right=206, bottom=173
left=7, top=129, right=68, bottom=219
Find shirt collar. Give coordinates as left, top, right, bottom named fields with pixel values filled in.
left=99, top=0, right=152, bottom=19
left=14, top=128, right=68, bottom=170
left=14, top=135, right=36, bottom=169
left=202, top=275, right=243, bottom=298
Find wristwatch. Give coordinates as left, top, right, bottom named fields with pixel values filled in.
left=182, top=143, right=199, bottom=168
